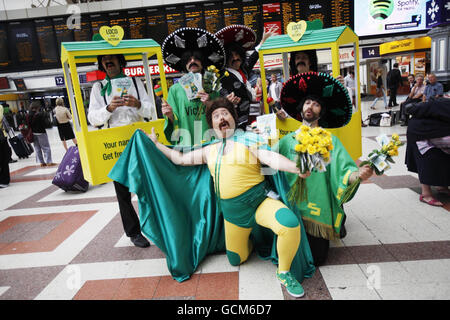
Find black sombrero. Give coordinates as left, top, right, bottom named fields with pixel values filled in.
left=280, top=72, right=353, bottom=128
left=215, top=25, right=257, bottom=50
left=162, top=27, right=225, bottom=73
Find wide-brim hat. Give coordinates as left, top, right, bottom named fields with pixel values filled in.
left=162, top=27, right=225, bottom=73
left=280, top=72, right=353, bottom=128
left=215, top=25, right=257, bottom=50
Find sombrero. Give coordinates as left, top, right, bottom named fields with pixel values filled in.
left=215, top=25, right=257, bottom=50
left=280, top=72, right=353, bottom=128
left=162, top=27, right=225, bottom=73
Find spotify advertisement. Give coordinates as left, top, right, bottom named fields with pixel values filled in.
left=354, top=0, right=430, bottom=37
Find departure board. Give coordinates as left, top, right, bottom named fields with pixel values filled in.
left=8, top=21, right=37, bottom=65
left=90, top=13, right=109, bottom=35
left=74, top=15, right=92, bottom=42
left=34, top=19, right=58, bottom=65
left=262, top=2, right=282, bottom=35
left=330, top=0, right=352, bottom=28
left=203, top=2, right=224, bottom=34
left=184, top=4, right=205, bottom=29
left=147, top=8, right=167, bottom=44
left=128, top=10, right=147, bottom=39
left=166, top=6, right=185, bottom=35
left=281, top=1, right=301, bottom=34
left=109, top=12, right=129, bottom=39
left=223, top=1, right=243, bottom=26
left=53, top=17, right=74, bottom=56
left=0, top=24, right=11, bottom=69
left=242, top=0, right=262, bottom=36
left=299, top=1, right=331, bottom=27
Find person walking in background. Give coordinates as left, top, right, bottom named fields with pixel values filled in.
left=386, top=63, right=403, bottom=107
left=344, top=70, right=356, bottom=106
left=29, top=101, right=57, bottom=167
left=54, top=98, right=77, bottom=152
left=254, top=77, right=263, bottom=102
left=369, top=69, right=388, bottom=110
left=267, top=73, right=282, bottom=103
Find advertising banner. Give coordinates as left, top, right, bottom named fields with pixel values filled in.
left=355, top=0, right=430, bottom=37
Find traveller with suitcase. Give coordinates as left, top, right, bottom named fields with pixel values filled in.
left=0, top=105, right=12, bottom=188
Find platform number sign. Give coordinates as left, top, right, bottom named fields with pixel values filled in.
left=362, top=46, right=380, bottom=59
left=55, top=76, right=65, bottom=86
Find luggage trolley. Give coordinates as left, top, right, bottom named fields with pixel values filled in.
left=60, top=38, right=169, bottom=185
left=258, top=25, right=362, bottom=160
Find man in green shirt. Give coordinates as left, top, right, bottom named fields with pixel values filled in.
left=161, top=27, right=228, bottom=146
left=276, top=72, right=374, bottom=266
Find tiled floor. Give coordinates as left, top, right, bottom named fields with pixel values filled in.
left=1, top=96, right=449, bottom=300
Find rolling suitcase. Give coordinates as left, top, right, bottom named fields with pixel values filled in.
left=52, top=146, right=89, bottom=192
left=5, top=125, right=33, bottom=159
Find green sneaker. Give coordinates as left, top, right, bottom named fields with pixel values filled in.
left=276, top=270, right=305, bottom=298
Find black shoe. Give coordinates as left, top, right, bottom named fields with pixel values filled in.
left=130, top=234, right=150, bottom=248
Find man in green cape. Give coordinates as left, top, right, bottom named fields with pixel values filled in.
left=109, top=97, right=315, bottom=298
left=276, top=72, right=374, bottom=266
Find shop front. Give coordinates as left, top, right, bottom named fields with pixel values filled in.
left=379, top=36, right=431, bottom=95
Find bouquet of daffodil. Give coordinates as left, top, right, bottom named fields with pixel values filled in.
left=339, top=133, right=404, bottom=206
left=195, top=65, right=229, bottom=119
left=288, top=125, right=333, bottom=205
left=202, top=65, right=229, bottom=94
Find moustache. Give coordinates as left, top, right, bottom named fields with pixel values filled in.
left=296, top=61, right=306, bottom=68
left=188, top=62, right=200, bottom=69
left=219, top=120, right=230, bottom=129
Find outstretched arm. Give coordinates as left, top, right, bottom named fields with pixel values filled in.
left=144, top=128, right=207, bottom=166
left=251, top=147, right=310, bottom=178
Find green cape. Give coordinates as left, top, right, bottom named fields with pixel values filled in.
left=109, top=130, right=315, bottom=282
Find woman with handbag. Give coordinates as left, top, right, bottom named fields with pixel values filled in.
left=369, top=69, right=388, bottom=110
left=29, top=101, right=57, bottom=167
left=54, top=98, right=77, bottom=151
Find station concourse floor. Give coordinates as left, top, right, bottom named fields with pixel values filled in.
left=0, top=95, right=449, bottom=301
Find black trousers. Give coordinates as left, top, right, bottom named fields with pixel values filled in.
left=306, top=215, right=346, bottom=266
left=0, top=139, right=11, bottom=185
left=113, top=181, right=141, bottom=237
left=388, top=87, right=398, bottom=106
left=306, top=233, right=330, bottom=267
left=399, top=97, right=421, bottom=122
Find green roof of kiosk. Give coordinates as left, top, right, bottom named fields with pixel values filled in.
left=62, top=39, right=160, bottom=53
left=259, top=26, right=352, bottom=51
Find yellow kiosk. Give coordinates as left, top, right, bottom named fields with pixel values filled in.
left=258, top=24, right=362, bottom=160
left=61, top=31, right=169, bottom=186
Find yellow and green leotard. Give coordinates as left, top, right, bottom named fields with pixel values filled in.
left=207, top=140, right=301, bottom=272
left=109, top=130, right=316, bottom=282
